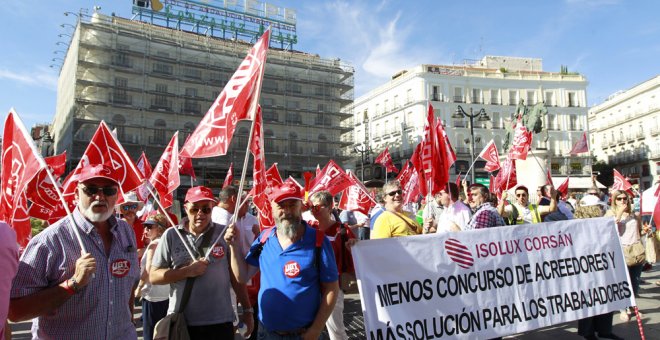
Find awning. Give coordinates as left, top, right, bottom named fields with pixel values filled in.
left=550, top=177, right=606, bottom=190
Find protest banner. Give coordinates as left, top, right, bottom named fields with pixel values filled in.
left=352, top=217, right=635, bottom=339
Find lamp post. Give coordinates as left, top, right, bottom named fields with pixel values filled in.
left=353, top=144, right=371, bottom=182
left=453, top=105, right=490, bottom=184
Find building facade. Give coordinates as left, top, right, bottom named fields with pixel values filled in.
left=588, top=75, right=660, bottom=190
left=51, top=10, right=354, bottom=192
left=348, top=56, right=590, bottom=185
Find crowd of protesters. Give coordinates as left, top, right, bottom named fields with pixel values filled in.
left=0, top=161, right=658, bottom=340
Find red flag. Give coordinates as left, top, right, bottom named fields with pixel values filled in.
left=374, top=147, right=399, bottom=173
left=253, top=192, right=275, bottom=230
left=409, top=143, right=428, bottom=197
left=62, top=121, right=143, bottom=204
left=249, top=108, right=268, bottom=193
left=149, top=132, right=181, bottom=209
left=569, top=132, right=589, bottom=155
left=546, top=169, right=554, bottom=186
left=489, top=174, right=497, bottom=196
left=180, top=29, right=270, bottom=158
left=223, top=163, right=234, bottom=189
left=303, top=172, right=314, bottom=194
left=509, top=119, right=533, bottom=160
left=0, top=110, right=49, bottom=246
left=266, top=163, right=283, bottom=187
left=557, top=176, right=570, bottom=199
left=396, top=161, right=421, bottom=205
left=455, top=173, right=461, bottom=191
left=436, top=117, right=456, bottom=168
left=338, top=172, right=376, bottom=215
left=478, top=140, right=501, bottom=172
left=494, top=157, right=517, bottom=192
left=308, top=160, right=352, bottom=197
left=136, top=152, right=153, bottom=179
left=178, top=155, right=196, bottom=180
left=420, top=103, right=449, bottom=195
left=611, top=169, right=632, bottom=191
left=46, top=151, right=67, bottom=178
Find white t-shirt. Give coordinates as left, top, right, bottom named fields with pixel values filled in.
left=436, top=201, right=472, bottom=232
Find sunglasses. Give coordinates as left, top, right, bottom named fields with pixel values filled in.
left=144, top=224, right=156, bottom=230
left=81, top=186, right=118, bottom=197
left=121, top=204, right=139, bottom=211
left=188, top=206, right=212, bottom=215
left=387, top=189, right=403, bottom=197
left=615, top=197, right=628, bottom=201
left=309, top=204, right=325, bottom=212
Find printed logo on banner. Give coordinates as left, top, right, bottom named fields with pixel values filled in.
left=211, top=245, right=225, bottom=259
left=111, top=259, right=131, bottom=278
left=444, top=238, right=474, bottom=269
left=283, top=260, right=301, bottom=278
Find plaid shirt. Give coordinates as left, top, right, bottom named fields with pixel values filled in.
left=11, top=209, right=139, bottom=340
left=466, top=203, right=505, bottom=230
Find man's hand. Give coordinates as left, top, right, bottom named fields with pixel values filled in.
left=423, top=218, right=434, bottom=234
left=549, top=186, right=557, bottom=200
left=73, top=251, right=96, bottom=287
left=501, top=191, right=508, bottom=201
left=224, top=223, right=240, bottom=246
left=240, top=311, right=255, bottom=338
left=185, top=258, right=209, bottom=278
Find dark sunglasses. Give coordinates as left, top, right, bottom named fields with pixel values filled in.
left=387, top=189, right=403, bottom=197
left=189, top=206, right=212, bottom=215
left=309, top=204, right=326, bottom=211
left=81, top=186, right=118, bottom=197
left=615, top=197, right=628, bottom=201
left=144, top=224, right=156, bottom=230
left=121, top=204, right=139, bottom=211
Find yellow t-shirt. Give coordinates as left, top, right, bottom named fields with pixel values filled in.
left=372, top=211, right=422, bottom=239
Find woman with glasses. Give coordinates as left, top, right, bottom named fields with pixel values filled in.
left=135, top=214, right=171, bottom=340
left=117, top=191, right=146, bottom=256
left=605, top=190, right=644, bottom=322
left=372, top=181, right=422, bottom=239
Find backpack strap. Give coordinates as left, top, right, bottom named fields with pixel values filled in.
left=251, top=227, right=274, bottom=259
left=314, top=227, right=324, bottom=270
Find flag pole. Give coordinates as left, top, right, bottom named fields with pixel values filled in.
left=145, top=185, right=196, bottom=260
left=204, top=28, right=271, bottom=261
left=463, top=158, right=478, bottom=183
left=45, top=170, right=88, bottom=254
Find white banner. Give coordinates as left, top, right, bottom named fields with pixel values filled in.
left=352, top=217, right=635, bottom=339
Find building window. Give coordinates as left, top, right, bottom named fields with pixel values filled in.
left=183, top=67, right=201, bottom=79
left=285, top=83, right=302, bottom=94
left=152, top=119, right=167, bottom=145
left=288, top=132, right=299, bottom=154
left=112, top=78, right=130, bottom=104
left=509, top=90, right=518, bottom=105
left=318, top=134, right=328, bottom=154
left=153, top=62, right=172, bottom=75
left=490, top=90, right=500, bottom=105
left=453, top=88, right=464, bottom=103
left=472, top=88, right=482, bottom=104
left=545, top=91, right=554, bottom=106
left=568, top=92, right=577, bottom=107
left=112, top=114, right=126, bottom=142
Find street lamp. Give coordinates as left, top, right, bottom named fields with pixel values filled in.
left=353, top=144, right=371, bottom=182
left=453, top=105, right=490, bottom=184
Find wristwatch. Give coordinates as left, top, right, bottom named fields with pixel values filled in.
left=62, top=278, right=79, bottom=295
left=243, top=307, right=254, bottom=314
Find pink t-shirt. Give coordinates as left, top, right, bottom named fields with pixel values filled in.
left=0, top=222, right=19, bottom=338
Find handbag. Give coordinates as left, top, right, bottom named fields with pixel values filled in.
left=154, top=228, right=214, bottom=340
left=623, top=241, right=646, bottom=267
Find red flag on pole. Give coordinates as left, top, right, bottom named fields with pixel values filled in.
left=62, top=121, right=143, bottom=203
left=436, top=117, right=456, bottom=168
left=266, top=163, right=283, bottom=187
left=374, top=147, right=399, bottom=173
left=149, top=132, right=181, bottom=209
left=249, top=108, right=267, bottom=193
left=223, top=163, right=234, bottom=189
left=25, top=154, right=66, bottom=210
left=180, top=28, right=270, bottom=158
left=308, top=160, right=352, bottom=197
left=478, top=140, right=501, bottom=172
left=557, top=176, right=570, bottom=199
left=178, top=136, right=196, bottom=180
left=494, top=157, right=518, bottom=192
left=136, top=152, right=153, bottom=179
left=420, top=103, right=449, bottom=195
left=509, top=119, right=533, bottom=160
left=455, top=173, right=461, bottom=190
left=611, top=169, right=633, bottom=191
left=338, top=172, right=376, bottom=215
left=410, top=143, right=428, bottom=197
left=569, top=132, right=589, bottom=155
left=396, top=161, right=421, bottom=205
left=546, top=169, right=554, bottom=186
left=0, top=110, right=49, bottom=246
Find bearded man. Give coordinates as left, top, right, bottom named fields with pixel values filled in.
left=9, top=165, right=140, bottom=339
left=225, top=181, right=339, bottom=340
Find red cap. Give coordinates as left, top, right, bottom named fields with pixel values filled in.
left=185, top=186, right=217, bottom=203
left=267, top=181, right=303, bottom=203
left=77, top=164, right=119, bottom=186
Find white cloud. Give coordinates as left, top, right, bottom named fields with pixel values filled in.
left=0, top=67, right=58, bottom=91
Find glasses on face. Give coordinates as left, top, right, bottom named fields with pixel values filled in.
left=616, top=196, right=628, bottom=202
left=81, top=186, right=118, bottom=197
left=188, top=206, right=212, bottom=215
left=309, top=204, right=326, bottom=212
left=387, top=189, right=403, bottom=197
left=144, top=224, right=155, bottom=230
left=121, top=204, right=139, bottom=211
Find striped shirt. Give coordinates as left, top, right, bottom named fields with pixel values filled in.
left=11, top=209, right=139, bottom=340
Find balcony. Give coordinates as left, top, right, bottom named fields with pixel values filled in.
left=636, top=131, right=645, bottom=139
left=453, top=121, right=466, bottom=128
left=453, top=96, right=464, bottom=103
left=509, top=99, right=517, bottom=106
left=149, top=135, right=167, bottom=146
left=455, top=147, right=470, bottom=154
left=183, top=101, right=201, bottom=115
left=651, top=127, right=660, bottom=136
left=151, top=99, right=172, bottom=111
left=109, top=92, right=132, bottom=105
left=490, top=98, right=501, bottom=105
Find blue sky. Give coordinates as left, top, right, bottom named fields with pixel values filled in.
left=1, top=0, right=659, bottom=130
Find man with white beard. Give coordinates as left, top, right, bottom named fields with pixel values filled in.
left=9, top=164, right=140, bottom=339
left=225, top=181, right=339, bottom=339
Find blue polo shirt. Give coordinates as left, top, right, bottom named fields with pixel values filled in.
left=246, top=223, right=338, bottom=331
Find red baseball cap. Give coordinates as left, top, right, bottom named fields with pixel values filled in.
left=267, top=181, right=303, bottom=203
left=185, top=186, right=217, bottom=203
left=77, top=164, right=119, bottom=186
